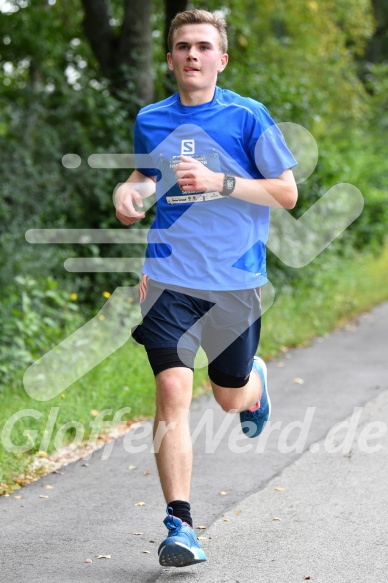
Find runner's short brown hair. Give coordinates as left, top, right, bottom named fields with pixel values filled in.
left=167, top=9, right=228, bottom=54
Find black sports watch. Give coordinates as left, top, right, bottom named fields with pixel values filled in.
left=221, top=174, right=236, bottom=197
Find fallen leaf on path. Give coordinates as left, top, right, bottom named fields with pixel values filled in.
left=197, top=536, right=207, bottom=540
left=36, top=451, right=49, bottom=458
left=293, top=378, right=304, bottom=384
left=96, top=555, right=111, bottom=559
left=84, top=559, right=93, bottom=564
left=273, top=517, right=281, bottom=521
left=223, top=519, right=231, bottom=522
left=275, top=487, right=286, bottom=491
left=196, top=525, right=207, bottom=530
left=219, top=491, right=228, bottom=496
left=235, top=510, right=242, bottom=515
left=142, top=551, right=151, bottom=554
left=44, top=485, right=54, bottom=490
left=128, top=465, right=137, bottom=470
left=135, top=501, right=146, bottom=506
left=143, top=471, right=150, bottom=475
left=132, top=532, right=143, bottom=536
left=39, top=495, right=49, bottom=499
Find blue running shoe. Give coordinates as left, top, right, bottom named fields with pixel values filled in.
left=158, top=507, right=207, bottom=568
left=240, top=356, right=271, bottom=438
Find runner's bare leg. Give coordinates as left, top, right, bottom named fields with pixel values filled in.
left=153, top=367, right=193, bottom=503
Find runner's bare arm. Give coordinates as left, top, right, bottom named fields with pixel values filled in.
left=230, top=169, right=297, bottom=209
left=175, top=156, right=297, bottom=209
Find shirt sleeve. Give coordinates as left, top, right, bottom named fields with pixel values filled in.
left=247, top=102, right=298, bottom=179
left=134, top=118, right=160, bottom=179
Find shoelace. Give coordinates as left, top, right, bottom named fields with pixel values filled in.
left=165, top=509, right=181, bottom=533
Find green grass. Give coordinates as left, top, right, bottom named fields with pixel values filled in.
left=261, top=245, right=388, bottom=357
left=1, top=244, right=388, bottom=493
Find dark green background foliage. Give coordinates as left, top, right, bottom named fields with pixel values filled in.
left=0, top=0, right=387, bottom=387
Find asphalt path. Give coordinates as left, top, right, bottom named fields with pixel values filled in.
left=1, top=302, right=387, bottom=583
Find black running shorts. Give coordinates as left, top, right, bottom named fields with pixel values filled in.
left=132, top=277, right=262, bottom=388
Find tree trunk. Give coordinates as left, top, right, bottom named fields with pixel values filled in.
left=80, top=0, right=154, bottom=113
left=80, top=0, right=192, bottom=110
left=119, top=0, right=154, bottom=107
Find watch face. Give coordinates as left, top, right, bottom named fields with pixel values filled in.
left=226, top=177, right=234, bottom=189
left=223, top=175, right=236, bottom=196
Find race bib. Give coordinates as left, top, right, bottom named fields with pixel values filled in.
left=159, top=151, right=223, bottom=205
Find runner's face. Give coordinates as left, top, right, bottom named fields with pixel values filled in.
left=167, top=24, right=228, bottom=101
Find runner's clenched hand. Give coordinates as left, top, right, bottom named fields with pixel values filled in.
left=114, top=182, right=146, bottom=225
left=174, top=155, right=224, bottom=193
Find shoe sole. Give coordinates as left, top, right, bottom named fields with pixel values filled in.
left=260, top=357, right=271, bottom=424
left=254, top=356, right=271, bottom=421
left=159, top=541, right=207, bottom=568
left=240, top=356, right=271, bottom=437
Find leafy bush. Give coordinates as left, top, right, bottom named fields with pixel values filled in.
left=0, top=276, right=84, bottom=390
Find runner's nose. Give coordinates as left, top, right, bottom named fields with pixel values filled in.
left=187, top=47, right=199, bottom=60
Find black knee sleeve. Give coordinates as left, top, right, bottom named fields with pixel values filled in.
left=146, top=347, right=195, bottom=377
left=208, top=365, right=250, bottom=388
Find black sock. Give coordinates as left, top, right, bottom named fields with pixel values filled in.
left=167, top=500, right=193, bottom=528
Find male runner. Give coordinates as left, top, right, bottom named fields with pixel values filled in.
left=115, top=9, right=297, bottom=568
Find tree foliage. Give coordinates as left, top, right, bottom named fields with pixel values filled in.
left=221, top=0, right=375, bottom=130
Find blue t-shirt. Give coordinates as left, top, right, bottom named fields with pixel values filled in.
left=134, top=86, right=297, bottom=290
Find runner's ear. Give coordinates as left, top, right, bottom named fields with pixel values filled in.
left=167, top=53, right=174, bottom=72
left=217, top=53, right=228, bottom=73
